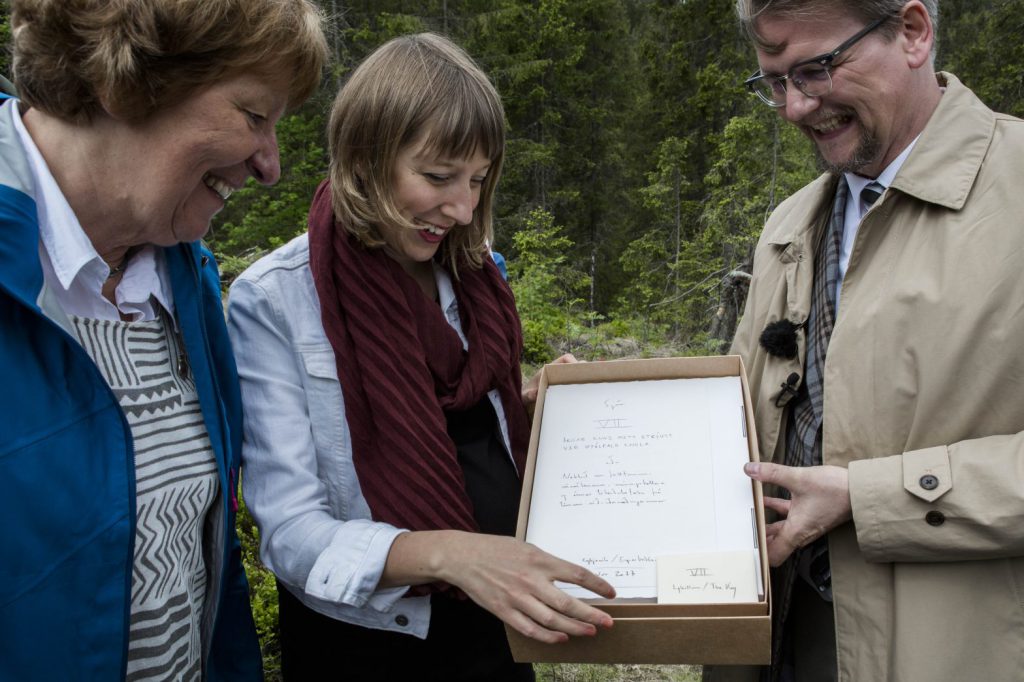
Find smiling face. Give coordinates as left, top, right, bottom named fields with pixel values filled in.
left=754, top=6, right=937, bottom=177
left=380, top=141, right=492, bottom=276
left=118, top=71, right=288, bottom=246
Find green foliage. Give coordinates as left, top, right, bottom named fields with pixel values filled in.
left=937, top=0, right=1024, bottom=118
left=464, top=0, right=642, bottom=312
left=237, top=499, right=282, bottom=679
left=673, top=108, right=815, bottom=350
left=0, top=7, right=10, bottom=78
left=534, top=662, right=701, bottom=681
left=614, top=229, right=673, bottom=343
left=509, top=207, right=592, bottom=363
left=700, top=110, right=815, bottom=257
left=345, top=12, right=427, bottom=57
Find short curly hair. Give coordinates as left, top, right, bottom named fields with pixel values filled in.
left=327, top=33, right=506, bottom=277
left=11, top=0, right=329, bottom=123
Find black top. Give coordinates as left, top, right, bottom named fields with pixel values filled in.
left=445, top=396, right=522, bottom=536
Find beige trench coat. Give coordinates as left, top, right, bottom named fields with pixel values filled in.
left=728, top=73, right=1024, bottom=681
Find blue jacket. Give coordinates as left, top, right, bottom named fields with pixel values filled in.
left=0, top=100, right=262, bottom=679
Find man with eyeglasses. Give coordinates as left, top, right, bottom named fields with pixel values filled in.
left=713, top=1, right=1024, bottom=681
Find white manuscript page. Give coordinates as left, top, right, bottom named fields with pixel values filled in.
left=525, top=376, right=757, bottom=599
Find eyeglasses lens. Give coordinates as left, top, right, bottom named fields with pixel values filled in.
left=754, top=77, right=787, bottom=106
left=793, top=64, right=832, bottom=97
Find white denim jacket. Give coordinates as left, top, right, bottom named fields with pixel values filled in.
left=227, top=233, right=513, bottom=639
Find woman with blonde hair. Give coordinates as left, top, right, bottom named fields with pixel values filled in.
left=0, top=1, right=327, bottom=679
left=229, top=33, right=614, bottom=680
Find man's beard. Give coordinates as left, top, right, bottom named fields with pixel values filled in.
left=814, top=123, right=882, bottom=175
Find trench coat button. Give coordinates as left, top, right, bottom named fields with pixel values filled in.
left=919, top=474, right=939, bottom=491
left=394, top=614, right=409, bottom=627
left=925, top=510, right=945, bottom=526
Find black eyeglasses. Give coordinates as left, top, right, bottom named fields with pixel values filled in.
left=744, top=11, right=898, bottom=107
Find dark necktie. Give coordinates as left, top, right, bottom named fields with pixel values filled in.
left=861, top=182, right=884, bottom=208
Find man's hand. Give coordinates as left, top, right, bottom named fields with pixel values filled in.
left=743, top=462, right=852, bottom=566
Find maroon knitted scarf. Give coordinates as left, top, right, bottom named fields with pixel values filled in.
left=307, top=179, right=530, bottom=533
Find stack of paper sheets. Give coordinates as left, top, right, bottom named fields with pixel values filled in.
left=525, top=376, right=762, bottom=603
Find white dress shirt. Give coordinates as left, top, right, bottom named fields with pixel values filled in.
left=837, top=136, right=920, bottom=311
left=12, top=104, right=173, bottom=323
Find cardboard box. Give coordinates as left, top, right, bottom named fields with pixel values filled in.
left=506, top=355, right=771, bottom=665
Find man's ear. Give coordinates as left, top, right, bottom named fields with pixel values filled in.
left=900, top=0, right=935, bottom=69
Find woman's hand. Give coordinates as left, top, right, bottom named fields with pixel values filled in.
left=383, top=530, right=615, bottom=643
left=522, top=353, right=579, bottom=408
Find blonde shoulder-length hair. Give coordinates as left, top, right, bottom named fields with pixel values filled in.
left=327, top=32, right=506, bottom=276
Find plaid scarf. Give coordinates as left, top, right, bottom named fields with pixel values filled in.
left=766, top=180, right=848, bottom=682
left=785, top=180, right=848, bottom=469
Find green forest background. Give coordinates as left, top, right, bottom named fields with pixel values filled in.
left=2, top=0, right=1023, bottom=678
left=212, top=0, right=1023, bottom=366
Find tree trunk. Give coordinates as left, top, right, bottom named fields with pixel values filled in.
left=329, top=0, right=344, bottom=89
left=709, top=268, right=752, bottom=352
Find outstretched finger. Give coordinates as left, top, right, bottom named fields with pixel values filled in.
left=535, top=580, right=615, bottom=629
left=766, top=539, right=798, bottom=566
left=768, top=521, right=808, bottom=566
left=744, top=461, right=799, bottom=492
left=517, top=591, right=602, bottom=638
left=762, top=496, right=792, bottom=517
left=503, top=608, right=570, bottom=644
left=552, top=561, right=616, bottom=603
